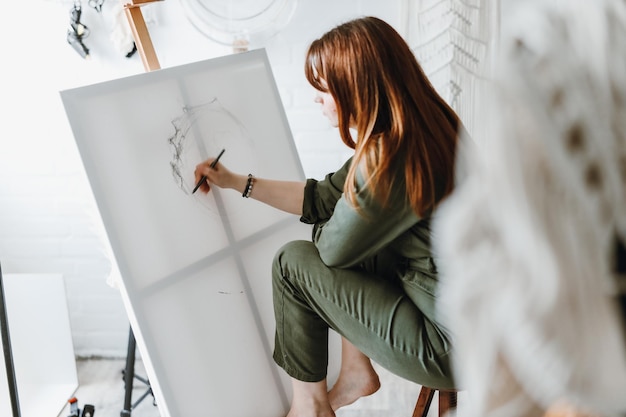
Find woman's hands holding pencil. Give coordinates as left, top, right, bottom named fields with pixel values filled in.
left=193, top=154, right=248, bottom=195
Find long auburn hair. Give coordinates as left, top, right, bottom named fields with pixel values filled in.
left=305, top=16, right=460, bottom=217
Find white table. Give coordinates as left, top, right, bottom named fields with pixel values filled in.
left=0, top=274, right=78, bottom=417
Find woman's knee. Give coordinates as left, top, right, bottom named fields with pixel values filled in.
left=272, top=240, right=319, bottom=282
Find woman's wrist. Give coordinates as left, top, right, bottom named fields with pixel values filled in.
left=229, top=173, right=249, bottom=194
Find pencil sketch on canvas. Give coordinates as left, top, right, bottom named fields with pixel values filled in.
left=168, top=98, right=258, bottom=217
left=60, top=49, right=314, bottom=417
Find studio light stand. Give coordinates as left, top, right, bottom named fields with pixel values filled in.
left=0, top=262, right=21, bottom=417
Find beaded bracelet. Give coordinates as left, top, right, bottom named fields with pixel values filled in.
left=242, top=174, right=254, bottom=198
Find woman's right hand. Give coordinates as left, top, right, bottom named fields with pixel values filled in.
left=194, top=158, right=239, bottom=194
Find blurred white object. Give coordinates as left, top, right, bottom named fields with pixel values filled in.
left=179, top=0, right=297, bottom=48
left=433, top=1, right=626, bottom=416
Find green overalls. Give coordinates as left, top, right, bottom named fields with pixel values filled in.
left=272, top=157, right=455, bottom=389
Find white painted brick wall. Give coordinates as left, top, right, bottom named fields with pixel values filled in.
left=0, top=0, right=404, bottom=357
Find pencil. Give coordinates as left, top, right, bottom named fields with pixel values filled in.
left=192, top=148, right=225, bottom=194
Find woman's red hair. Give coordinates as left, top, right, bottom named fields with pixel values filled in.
left=305, top=16, right=460, bottom=217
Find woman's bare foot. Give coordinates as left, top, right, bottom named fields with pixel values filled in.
left=328, top=337, right=382, bottom=410
left=328, top=365, right=381, bottom=410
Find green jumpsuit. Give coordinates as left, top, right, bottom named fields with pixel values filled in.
left=272, top=157, right=455, bottom=389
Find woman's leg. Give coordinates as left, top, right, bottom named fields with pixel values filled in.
left=328, top=337, right=380, bottom=410
left=287, top=378, right=335, bottom=417
left=272, top=240, right=454, bottom=413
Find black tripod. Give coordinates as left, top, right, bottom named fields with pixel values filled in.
left=121, top=326, right=155, bottom=417
left=0, top=262, right=21, bottom=417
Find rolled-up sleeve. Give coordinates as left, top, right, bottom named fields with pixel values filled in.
left=300, top=158, right=352, bottom=224
left=312, top=167, right=419, bottom=268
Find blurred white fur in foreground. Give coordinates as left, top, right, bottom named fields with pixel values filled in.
left=433, top=1, right=626, bottom=417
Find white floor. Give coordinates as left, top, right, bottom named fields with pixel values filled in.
left=58, top=358, right=464, bottom=417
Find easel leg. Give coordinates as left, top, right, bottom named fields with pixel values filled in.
left=124, top=1, right=161, bottom=71
left=120, top=3, right=160, bottom=415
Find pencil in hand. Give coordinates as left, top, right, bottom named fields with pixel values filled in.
left=192, top=148, right=225, bottom=194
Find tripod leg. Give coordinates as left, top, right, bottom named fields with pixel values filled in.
left=1, top=264, right=22, bottom=417
left=121, top=326, right=136, bottom=417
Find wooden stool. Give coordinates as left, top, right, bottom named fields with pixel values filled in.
left=412, top=386, right=458, bottom=417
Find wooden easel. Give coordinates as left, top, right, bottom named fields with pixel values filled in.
left=124, top=0, right=162, bottom=71
left=120, top=2, right=161, bottom=415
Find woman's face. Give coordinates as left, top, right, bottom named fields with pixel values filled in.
left=314, top=89, right=339, bottom=127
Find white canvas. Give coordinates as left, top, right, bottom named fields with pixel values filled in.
left=61, top=49, right=314, bottom=417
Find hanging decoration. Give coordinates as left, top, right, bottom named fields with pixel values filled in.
left=67, top=1, right=91, bottom=59
left=65, top=0, right=139, bottom=60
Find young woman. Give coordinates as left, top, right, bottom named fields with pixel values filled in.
left=194, top=16, right=461, bottom=417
